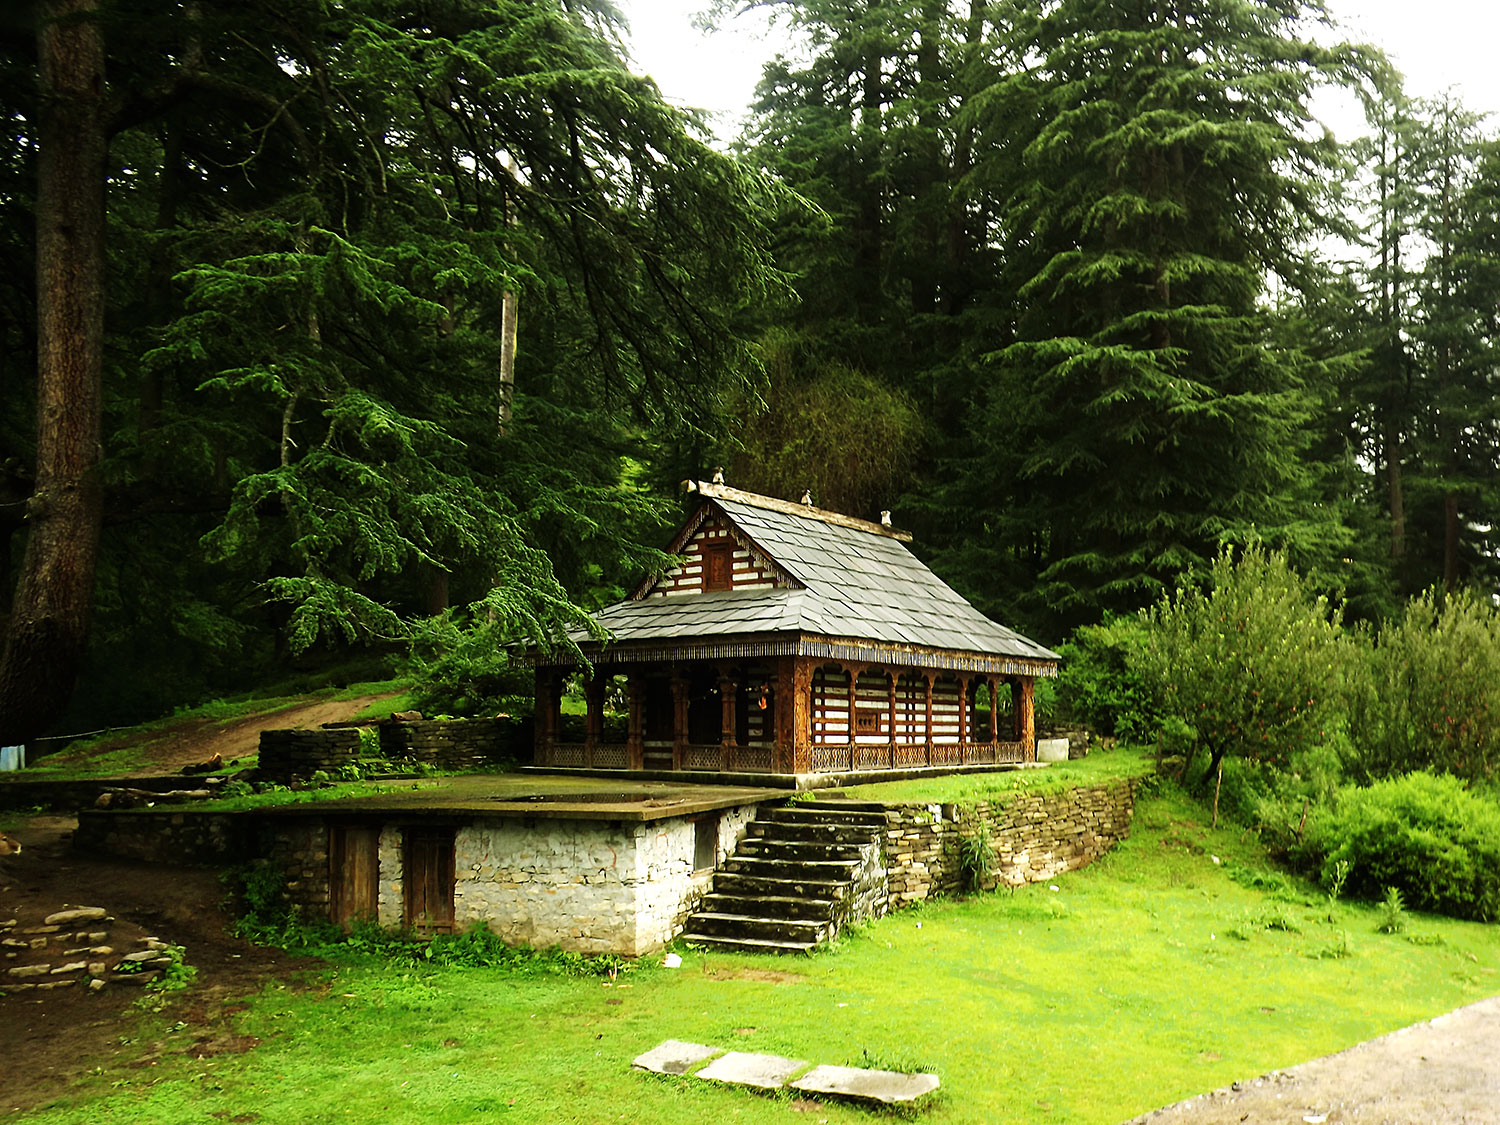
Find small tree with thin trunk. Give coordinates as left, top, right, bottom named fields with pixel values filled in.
left=1137, top=547, right=1347, bottom=786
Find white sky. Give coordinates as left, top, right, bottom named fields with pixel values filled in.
left=617, top=0, right=1500, bottom=144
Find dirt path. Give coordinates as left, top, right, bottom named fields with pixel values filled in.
left=36, top=693, right=396, bottom=777
left=1126, top=995, right=1500, bottom=1123
left=0, top=817, right=321, bottom=1116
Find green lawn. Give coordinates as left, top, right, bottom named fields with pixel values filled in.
left=824, top=742, right=1157, bottom=803
left=20, top=787, right=1500, bottom=1124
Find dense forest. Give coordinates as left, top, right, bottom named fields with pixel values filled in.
left=3, top=0, right=1499, bottom=743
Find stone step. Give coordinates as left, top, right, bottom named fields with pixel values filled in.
left=682, top=911, right=829, bottom=944
left=761, top=805, right=888, bottom=827
left=711, top=871, right=852, bottom=900
left=699, top=892, right=835, bottom=920
left=722, top=855, right=859, bottom=881
left=678, top=932, right=820, bottom=955
left=736, top=838, right=868, bottom=863
left=745, top=820, right=883, bottom=846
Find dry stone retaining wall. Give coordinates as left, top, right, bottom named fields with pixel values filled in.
left=257, top=729, right=362, bottom=784
left=377, top=718, right=516, bottom=772
left=880, top=779, right=1138, bottom=908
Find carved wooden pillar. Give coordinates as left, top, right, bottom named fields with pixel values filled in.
left=670, top=669, right=689, bottom=771
left=886, top=669, right=897, bottom=768
left=986, top=675, right=999, bottom=743
left=718, top=666, right=738, bottom=771
left=956, top=675, right=969, bottom=761
left=534, top=668, right=561, bottom=765
left=584, top=670, right=606, bottom=768
left=845, top=663, right=858, bottom=752
left=923, top=673, right=935, bottom=767
left=625, top=671, right=644, bottom=771
left=1019, top=676, right=1036, bottom=760
left=782, top=656, right=812, bottom=775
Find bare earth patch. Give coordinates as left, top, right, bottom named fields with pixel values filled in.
left=702, top=967, right=807, bottom=984
left=0, top=817, right=319, bottom=1116
left=38, top=694, right=396, bottom=777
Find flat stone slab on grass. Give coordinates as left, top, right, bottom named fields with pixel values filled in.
left=695, top=1051, right=808, bottom=1091
left=631, top=1040, right=724, bottom=1076
left=792, top=1064, right=941, bottom=1105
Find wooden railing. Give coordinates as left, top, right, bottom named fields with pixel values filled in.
left=536, top=738, right=1027, bottom=773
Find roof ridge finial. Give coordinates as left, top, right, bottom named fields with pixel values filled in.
left=880, top=510, right=892, bottom=528
left=711, top=466, right=725, bottom=485
left=800, top=488, right=813, bottom=507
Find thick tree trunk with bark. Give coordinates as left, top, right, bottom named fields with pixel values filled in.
left=0, top=0, right=107, bottom=744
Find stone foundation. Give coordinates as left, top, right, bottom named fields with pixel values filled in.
left=267, top=804, right=759, bottom=955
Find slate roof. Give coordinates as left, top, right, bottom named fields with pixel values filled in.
left=574, top=488, right=1059, bottom=667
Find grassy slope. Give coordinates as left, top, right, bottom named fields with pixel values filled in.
left=15, top=683, right=413, bottom=779
left=20, top=786, right=1500, bottom=1125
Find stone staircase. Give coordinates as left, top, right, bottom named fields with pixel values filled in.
left=680, top=803, right=889, bottom=954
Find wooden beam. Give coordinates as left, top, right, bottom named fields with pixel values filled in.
left=684, top=480, right=914, bottom=542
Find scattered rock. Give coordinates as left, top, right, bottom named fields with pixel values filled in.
left=7, top=964, right=50, bottom=978
left=43, top=907, right=107, bottom=926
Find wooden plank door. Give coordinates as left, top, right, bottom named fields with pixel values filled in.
left=329, top=826, right=380, bottom=928
left=403, top=828, right=456, bottom=933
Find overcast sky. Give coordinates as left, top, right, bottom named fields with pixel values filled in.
left=616, top=0, right=1500, bottom=144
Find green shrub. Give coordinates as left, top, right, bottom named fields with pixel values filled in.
left=1055, top=615, right=1160, bottom=741
left=1303, top=772, right=1500, bottom=922
left=1135, top=547, right=1348, bottom=784
left=1346, top=588, right=1500, bottom=784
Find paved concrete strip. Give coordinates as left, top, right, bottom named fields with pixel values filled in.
left=631, top=1040, right=724, bottom=1076
left=695, top=1051, right=809, bottom=1090
left=1125, top=995, right=1500, bottom=1124
left=791, top=1064, right=940, bottom=1104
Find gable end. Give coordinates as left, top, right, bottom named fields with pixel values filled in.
left=637, top=506, right=797, bottom=599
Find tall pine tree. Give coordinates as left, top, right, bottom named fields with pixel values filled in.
left=942, top=0, right=1377, bottom=633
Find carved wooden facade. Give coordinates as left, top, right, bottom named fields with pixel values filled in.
left=532, top=483, right=1058, bottom=776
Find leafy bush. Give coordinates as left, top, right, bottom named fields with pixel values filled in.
left=1346, top=588, right=1500, bottom=784
left=1136, top=547, right=1347, bottom=784
left=1055, top=615, right=1160, bottom=741
left=1302, top=772, right=1500, bottom=922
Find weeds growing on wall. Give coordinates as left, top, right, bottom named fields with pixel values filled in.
left=955, top=826, right=994, bottom=892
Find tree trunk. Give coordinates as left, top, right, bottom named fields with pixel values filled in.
left=0, top=0, right=108, bottom=744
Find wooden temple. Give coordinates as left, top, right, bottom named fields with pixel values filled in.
left=531, top=481, right=1059, bottom=776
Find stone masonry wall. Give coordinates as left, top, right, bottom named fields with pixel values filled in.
left=268, top=821, right=332, bottom=919
left=74, top=809, right=258, bottom=866
left=449, top=804, right=758, bottom=956
left=881, top=780, right=1138, bottom=908
left=377, top=718, right=517, bottom=771
left=634, top=805, right=758, bottom=947
left=257, top=729, right=361, bottom=784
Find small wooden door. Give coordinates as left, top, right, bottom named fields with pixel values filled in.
left=403, top=827, right=456, bottom=933
left=329, top=826, right=380, bottom=928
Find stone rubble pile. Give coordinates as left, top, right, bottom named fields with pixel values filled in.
left=2, top=905, right=181, bottom=993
